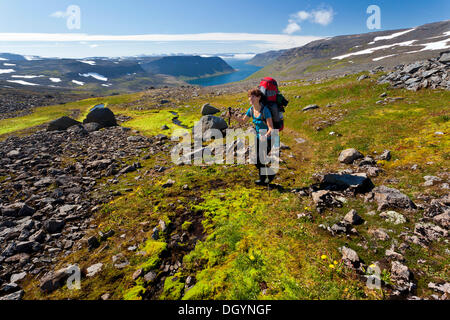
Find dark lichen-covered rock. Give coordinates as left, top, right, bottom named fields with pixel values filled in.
left=83, top=108, right=117, bottom=128
left=47, top=116, right=81, bottom=131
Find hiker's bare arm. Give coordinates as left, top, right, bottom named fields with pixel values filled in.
left=265, top=118, right=275, bottom=137
left=233, top=113, right=249, bottom=123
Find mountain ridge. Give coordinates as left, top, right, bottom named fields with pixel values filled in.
left=248, top=20, right=450, bottom=80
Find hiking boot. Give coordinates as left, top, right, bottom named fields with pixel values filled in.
left=255, top=175, right=268, bottom=185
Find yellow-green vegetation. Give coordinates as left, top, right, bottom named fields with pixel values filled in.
left=160, top=274, right=185, bottom=300
left=12, top=72, right=450, bottom=300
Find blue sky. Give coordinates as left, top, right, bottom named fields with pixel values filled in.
left=0, top=0, right=448, bottom=58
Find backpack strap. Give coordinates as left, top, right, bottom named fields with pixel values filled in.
left=251, top=106, right=266, bottom=123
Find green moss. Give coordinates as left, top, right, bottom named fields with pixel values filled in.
left=160, top=275, right=185, bottom=300
left=142, top=240, right=167, bottom=257
left=181, top=221, right=193, bottom=232
left=123, top=285, right=146, bottom=300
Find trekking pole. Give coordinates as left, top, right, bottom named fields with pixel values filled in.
left=228, top=107, right=232, bottom=126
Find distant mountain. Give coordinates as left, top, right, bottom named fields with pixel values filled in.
left=140, top=56, right=235, bottom=79
left=0, top=55, right=235, bottom=92
left=249, top=20, right=450, bottom=79
left=0, top=53, right=27, bottom=61
left=246, top=50, right=287, bottom=67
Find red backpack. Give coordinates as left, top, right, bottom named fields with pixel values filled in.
left=258, top=77, right=288, bottom=131
left=258, top=77, right=279, bottom=103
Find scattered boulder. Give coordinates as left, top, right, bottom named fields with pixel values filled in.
left=39, top=266, right=73, bottom=293
left=201, top=103, right=220, bottom=116
left=303, top=104, right=319, bottom=111
left=434, top=212, right=450, bottom=229
left=428, top=282, right=450, bottom=294
left=358, top=75, right=369, bottom=81
left=343, top=209, right=364, bottom=225
left=367, top=186, right=417, bottom=211
left=368, top=228, right=390, bottom=241
left=439, top=51, right=450, bottom=63
left=193, top=115, right=228, bottom=136
left=83, top=108, right=117, bottom=128
left=112, top=254, right=129, bottom=269
left=1, top=203, right=35, bottom=217
left=0, top=290, right=24, bottom=300
left=83, top=122, right=102, bottom=132
left=43, top=219, right=65, bottom=234
left=391, top=261, right=415, bottom=293
left=314, top=172, right=374, bottom=193
left=47, top=117, right=81, bottom=132
left=414, top=223, right=447, bottom=242
left=385, top=249, right=405, bottom=262
left=87, top=236, right=100, bottom=250
left=144, top=271, right=157, bottom=283
left=379, top=211, right=407, bottom=225
left=311, top=190, right=343, bottom=211
left=377, top=150, right=391, bottom=161
left=340, top=246, right=363, bottom=270
left=423, top=176, right=442, bottom=187
left=86, top=263, right=103, bottom=277
left=338, top=148, right=364, bottom=164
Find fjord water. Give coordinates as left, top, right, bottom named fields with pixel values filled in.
left=186, top=59, right=262, bottom=87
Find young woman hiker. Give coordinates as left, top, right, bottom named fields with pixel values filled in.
left=234, top=88, right=276, bottom=185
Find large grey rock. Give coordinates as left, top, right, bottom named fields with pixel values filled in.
left=338, top=148, right=364, bottom=164
left=10, top=272, right=27, bottom=283
left=311, top=190, right=343, bottom=209
left=1, top=203, right=35, bottom=217
left=83, top=122, right=102, bottom=132
left=414, top=223, right=447, bottom=242
left=0, top=290, right=24, bottom=300
left=315, top=172, right=374, bottom=193
left=368, top=228, right=390, bottom=241
left=343, top=209, right=364, bottom=225
left=379, top=211, right=407, bottom=225
left=391, top=261, right=412, bottom=285
left=340, top=246, right=362, bottom=269
left=385, top=249, right=405, bottom=262
left=403, top=62, right=424, bottom=74
left=83, top=108, right=117, bottom=128
left=434, top=211, right=450, bottom=229
left=47, top=116, right=81, bottom=132
left=86, top=263, right=103, bottom=277
left=43, top=219, right=65, bottom=234
left=428, top=282, right=450, bottom=294
left=369, top=186, right=417, bottom=211
left=201, top=104, right=220, bottom=116
left=193, top=115, right=228, bottom=136
left=39, top=266, right=73, bottom=293
left=439, top=51, right=450, bottom=63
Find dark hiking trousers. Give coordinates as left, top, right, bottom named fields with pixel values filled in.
left=255, top=136, right=275, bottom=183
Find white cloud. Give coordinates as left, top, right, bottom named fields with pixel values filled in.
left=283, top=20, right=301, bottom=35
left=0, top=32, right=322, bottom=48
left=312, top=9, right=335, bottom=26
left=296, top=11, right=311, bottom=21
left=284, top=7, right=335, bottom=34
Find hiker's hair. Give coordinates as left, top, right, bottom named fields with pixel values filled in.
left=248, top=88, right=263, bottom=98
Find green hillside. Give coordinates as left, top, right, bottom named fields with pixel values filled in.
left=2, top=72, right=449, bottom=300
